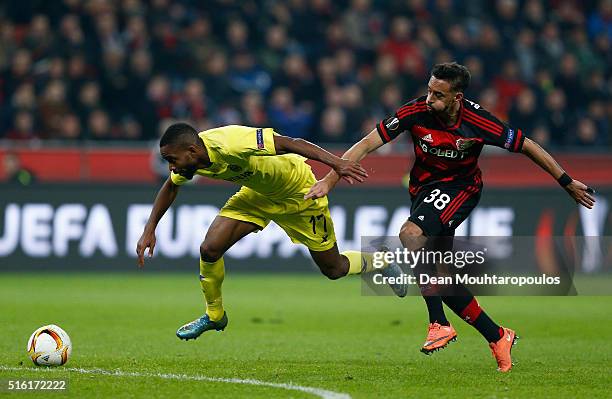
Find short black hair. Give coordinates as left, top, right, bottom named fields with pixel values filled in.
left=159, top=123, right=198, bottom=147
left=431, top=62, right=471, bottom=93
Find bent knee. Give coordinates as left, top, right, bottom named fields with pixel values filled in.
left=200, top=242, right=224, bottom=263
left=399, top=221, right=426, bottom=249
left=399, top=221, right=424, bottom=239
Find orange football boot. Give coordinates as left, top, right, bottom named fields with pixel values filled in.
left=420, top=322, right=457, bottom=355
left=489, top=327, right=518, bottom=372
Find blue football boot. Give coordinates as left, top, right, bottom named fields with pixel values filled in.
left=380, top=260, right=408, bottom=297
left=376, top=244, right=408, bottom=297
left=176, top=312, right=228, bottom=340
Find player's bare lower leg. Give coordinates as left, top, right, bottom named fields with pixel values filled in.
left=309, top=244, right=407, bottom=296
left=176, top=216, right=261, bottom=340
left=308, top=243, right=349, bottom=280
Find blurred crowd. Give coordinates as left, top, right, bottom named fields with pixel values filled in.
left=0, top=0, right=610, bottom=149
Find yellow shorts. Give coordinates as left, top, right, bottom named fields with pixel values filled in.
left=218, top=185, right=336, bottom=252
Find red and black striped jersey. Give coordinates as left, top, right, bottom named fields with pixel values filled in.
left=376, top=95, right=525, bottom=195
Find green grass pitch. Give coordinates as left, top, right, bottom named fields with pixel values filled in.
left=1, top=273, right=610, bottom=398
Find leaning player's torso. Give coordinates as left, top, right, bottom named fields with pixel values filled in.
left=194, top=145, right=313, bottom=201
left=409, top=108, right=485, bottom=189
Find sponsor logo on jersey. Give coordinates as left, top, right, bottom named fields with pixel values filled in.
left=256, top=128, right=265, bottom=149
left=419, top=142, right=469, bottom=160
left=456, top=138, right=477, bottom=150
left=385, top=117, right=400, bottom=131
left=226, top=171, right=254, bottom=182
left=504, top=129, right=514, bottom=149
left=422, top=133, right=434, bottom=143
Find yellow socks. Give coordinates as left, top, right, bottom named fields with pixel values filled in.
left=341, top=250, right=379, bottom=275
left=199, top=257, right=225, bottom=321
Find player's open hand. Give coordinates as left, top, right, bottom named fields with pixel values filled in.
left=136, top=229, right=156, bottom=267
left=565, top=180, right=596, bottom=209
left=332, top=158, right=368, bottom=184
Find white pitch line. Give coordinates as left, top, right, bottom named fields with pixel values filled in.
left=0, top=365, right=351, bottom=399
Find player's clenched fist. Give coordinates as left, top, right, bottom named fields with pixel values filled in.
left=136, top=229, right=157, bottom=267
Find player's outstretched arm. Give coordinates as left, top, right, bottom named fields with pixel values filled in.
left=305, top=129, right=384, bottom=200
left=521, top=137, right=595, bottom=209
left=273, top=135, right=368, bottom=184
left=136, top=177, right=181, bottom=267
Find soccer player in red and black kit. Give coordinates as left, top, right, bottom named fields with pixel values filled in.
left=306, top=62, right=595, bottom=372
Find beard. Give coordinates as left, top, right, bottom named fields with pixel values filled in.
left=428, top=102, right=453, bottom=116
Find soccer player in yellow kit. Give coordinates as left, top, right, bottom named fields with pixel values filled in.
left=136, top=123, right=402, bottom=340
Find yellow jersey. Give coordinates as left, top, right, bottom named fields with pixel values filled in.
left=170, top=125, right=314, bottom=201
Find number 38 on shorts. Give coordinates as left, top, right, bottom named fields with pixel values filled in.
left=422, top=189, right=452, bottom=210
left=408, top=184, right=482, bottom=236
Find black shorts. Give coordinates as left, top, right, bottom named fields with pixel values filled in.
left=409, top=182, right=481, bottom=236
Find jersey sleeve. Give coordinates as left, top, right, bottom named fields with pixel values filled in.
left=463, top=106, right=525, bottom=152
left=376, top=98, right=427, bottom=144
left=219, top=127, right=277, bottom=164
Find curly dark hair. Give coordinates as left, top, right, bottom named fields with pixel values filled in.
left=431, top=62, right=471, bottom=93
left=159, top=123, right=199, bottom=147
